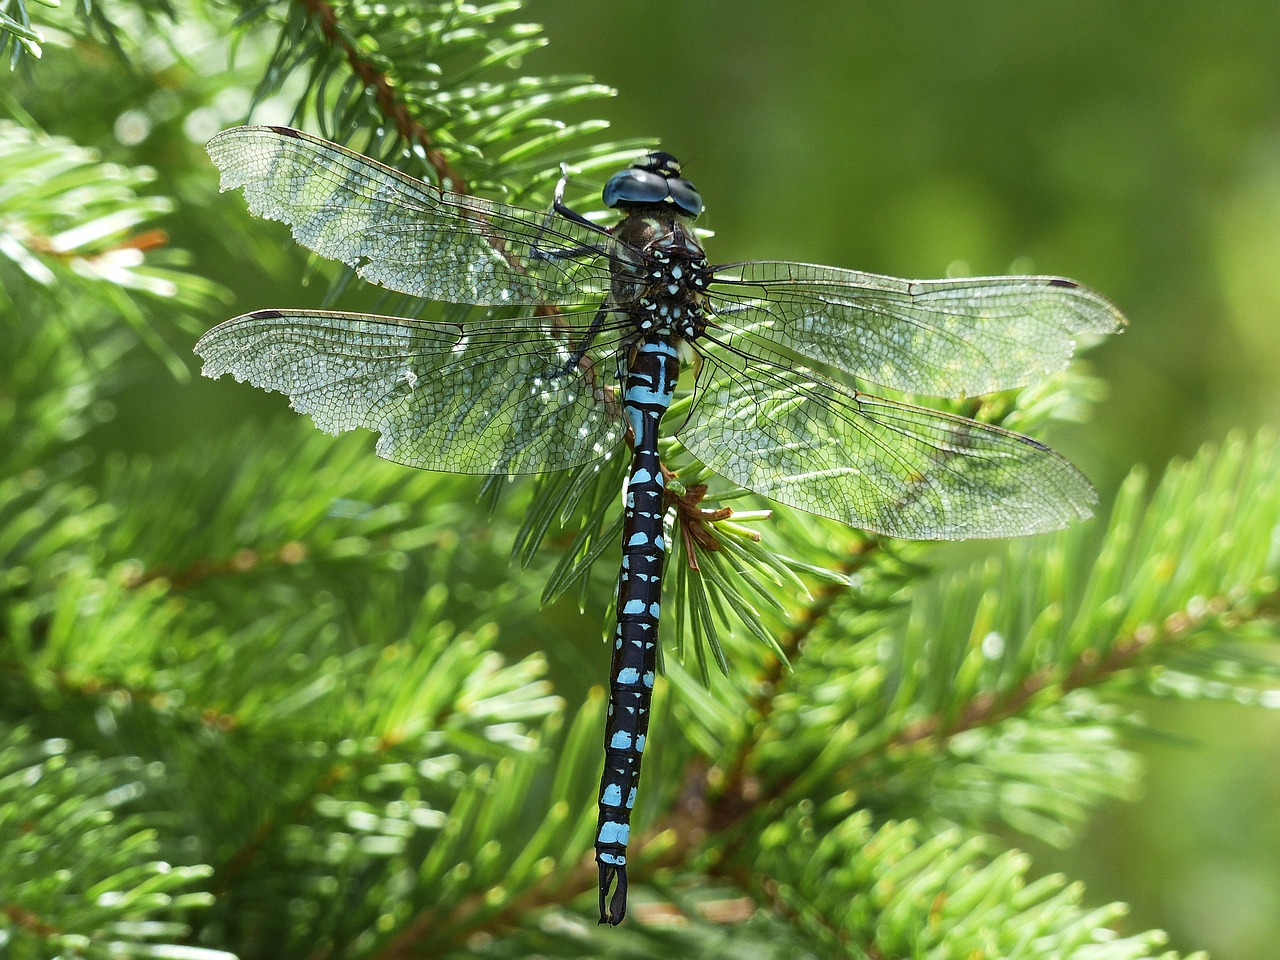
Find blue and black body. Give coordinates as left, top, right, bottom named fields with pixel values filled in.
left=589, top=154, right=708, bottom=922
left=196, top=127, right=1126, bottom=926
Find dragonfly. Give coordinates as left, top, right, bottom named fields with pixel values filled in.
left=195, top=125, right=1125, bottom=925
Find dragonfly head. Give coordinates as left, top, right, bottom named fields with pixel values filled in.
left=603, top=151, right=704, bottom=219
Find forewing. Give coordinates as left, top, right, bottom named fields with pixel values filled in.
left=708, top=260, right=1125, bottom=397
left=677, top=337, right=1096, bottom=539
left=207, top=125, right=618, bottom=307
left=195, top=310, right=628, bottom=475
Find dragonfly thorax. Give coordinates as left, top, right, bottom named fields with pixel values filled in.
left=613, top=217, right=711, bottom=340
left=635, top=294, right=705, bottom=339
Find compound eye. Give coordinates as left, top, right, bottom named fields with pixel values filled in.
left=603, top=168, right=670, bottom=209
left=668, top=180, right=703, bottom=218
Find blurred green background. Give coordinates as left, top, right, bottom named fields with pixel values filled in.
left=13, top=1, right=1280, bottom=955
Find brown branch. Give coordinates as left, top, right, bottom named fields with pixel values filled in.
left=126, top=523, right=455, bottom=592
left=662, top=470, right=733, bottom=571
left=18, top=663, right=241, bottom=733
left=21, top=226, right=171, bottom=263
left=708, top=535, right=881, bottom=816
left=125, top=541, right=309, bottom=590
left=295, top=0, right=469, bottom=192
left=2, top=903, right=61, bottom=938
left=891, top=596, right=1234, bottom=748
left=649, top=584, right=1275, bottom=924
left=215, top=727, right=416, bottom=900
left=370, top=851, right=604, bottom=958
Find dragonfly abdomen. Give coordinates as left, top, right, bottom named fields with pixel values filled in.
left=595, top=336, right=679, bottom=925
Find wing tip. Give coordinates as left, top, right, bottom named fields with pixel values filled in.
left=194, top=311, right=283, bottom=379
left=1045, top=275, right=1128, bottom=334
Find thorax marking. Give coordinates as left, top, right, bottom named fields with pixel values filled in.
left=611, top=215, right=711, bottom=341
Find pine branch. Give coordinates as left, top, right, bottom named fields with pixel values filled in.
left=620, top=429, right=1279, bottom=913
left=0, top=0, right=45, bottom=67
left=751, top=811, right=1205, bottom=960
left=230, top=0, right=644, bottom=201
left=280, top=0, right=467, bottom=188
left=0, top=121, right=221, bottom=379
left=0, top=725, right=229, bottom=960
left=2, top=0, right=184, bottom=83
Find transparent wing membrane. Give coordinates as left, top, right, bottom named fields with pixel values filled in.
left=708, top=261, right=1125, bottom=397
left=207, top=126, right=620, bottom=307
left=195, top=309, right=629, bottom=475
left=679, top=335, right=1096, bottom=539
left=201, top=126, right=1121, bottom=532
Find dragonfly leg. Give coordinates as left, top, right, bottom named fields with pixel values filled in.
left=554, top=162, right=598, bottom=229
left=549, top=302, right=610, bottom=379
left=526, top=164, right=611, bottom=262
left=527, top=235, right=606, bottom=264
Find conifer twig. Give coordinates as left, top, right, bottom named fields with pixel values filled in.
left=294, top=0, right=469, bottom=190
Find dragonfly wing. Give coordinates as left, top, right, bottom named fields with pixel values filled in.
left=677, top=337, right=1095, bottom=539
left=207, top=126, right=618, bottom=307
left=707, top=260, right=1125, bottom=397
left=195, top=310, right=628, bottom=475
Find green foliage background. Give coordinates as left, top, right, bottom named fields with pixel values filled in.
left=2, top=1, right=1279, bottom=958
